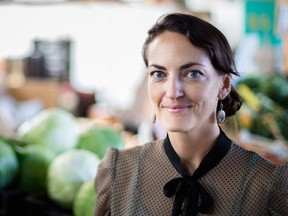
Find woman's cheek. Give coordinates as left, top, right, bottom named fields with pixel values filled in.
left=187, top=86, right=206, bottom=101
left=148, top=86, right=160, bottom=104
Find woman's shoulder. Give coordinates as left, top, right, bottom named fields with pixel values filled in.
left=98, top=139, right=165, bottom=169
left=226, top=141, right=288, bottom=197
left=117, top=139, right=164, bottom=158
left=229, top=141, right=288, bottom=173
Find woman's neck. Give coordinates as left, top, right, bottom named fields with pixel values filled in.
left=168, top=125, right=220, bottom=175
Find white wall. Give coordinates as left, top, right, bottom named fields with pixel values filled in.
left=0, top=2, right=176, bottom=110
left=0, top=1, right=244, bottom=111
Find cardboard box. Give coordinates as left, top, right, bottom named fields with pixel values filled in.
left=8, top=79, right=61, bottom=108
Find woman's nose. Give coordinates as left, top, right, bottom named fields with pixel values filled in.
left=166, top=77, right=184, bottom=99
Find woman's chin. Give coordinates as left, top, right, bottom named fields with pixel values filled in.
left=164, top=124, right=193, bottom=133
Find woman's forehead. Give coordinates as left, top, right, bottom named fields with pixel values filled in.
left=146, top=32, right=212, bottom=68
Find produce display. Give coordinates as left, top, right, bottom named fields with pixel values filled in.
left=235, top=73, right=288, bottom=161
left=0, top=107, right=124, bottom=216
left=236, top=73, right=288, bottom=141
left=16, top=145, right=56, bottom=195
left=0, top=140, right=19, bottom=189
left=47, top=149, right=100, bottom=209
left=17, top=107, right=79, bottom=155
left=73, top=180, right=96, bottom=216
left=77, top=125, right=125, bottom=159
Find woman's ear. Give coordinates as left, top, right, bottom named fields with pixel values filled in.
left=218, top=75, right=231, bottom=99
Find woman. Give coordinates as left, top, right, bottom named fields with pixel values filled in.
left=94, top=13, right=288, bottom=215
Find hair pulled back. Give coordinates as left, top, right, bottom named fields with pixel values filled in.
left=142, top=13, right=242, bottom=116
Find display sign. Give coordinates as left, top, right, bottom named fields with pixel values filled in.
left=24, top=39, right=71, bottom=81
left=245, top=0, right=282, bottom=45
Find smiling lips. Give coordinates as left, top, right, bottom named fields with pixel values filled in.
left=161, top=105, right=192, bottom=113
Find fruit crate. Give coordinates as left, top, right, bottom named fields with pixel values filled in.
left=0, top=188, right=73, bottom=216
left=0, top=188, right=26, bottom=216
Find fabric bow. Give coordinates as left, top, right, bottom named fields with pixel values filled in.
left=164, top=177, right=212, bottom=216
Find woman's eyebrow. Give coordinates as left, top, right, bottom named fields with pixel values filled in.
left=148, top=64, right=166, bottom=70
left=148, top=62, right=204, bottom=70
left=179, top=62, right=204, bottom=70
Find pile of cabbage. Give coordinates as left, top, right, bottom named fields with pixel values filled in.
left=0, top=107, right=125, bottom=215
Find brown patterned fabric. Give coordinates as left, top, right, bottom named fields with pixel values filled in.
left=94, top=137, right=288, bottom=216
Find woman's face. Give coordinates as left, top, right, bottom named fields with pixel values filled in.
left=146, top=31, right=230, bottom=133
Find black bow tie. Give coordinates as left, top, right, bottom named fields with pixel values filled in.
left=163, top=129, right=231, bottom=216
left=164, top=176, right=212, bottom=216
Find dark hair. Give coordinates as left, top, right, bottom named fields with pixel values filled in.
left=142, top=13, right=242, bottom=116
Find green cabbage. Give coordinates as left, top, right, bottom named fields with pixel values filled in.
left=73, top=180, right=96, bottom=216
left=15, top=145, right=56, bottom=195
left=77, top=125, right=124, bottom=159
left=0, top=140, right=19, bottom=189
left=47, top=149, right=100, bottom=209
left=17, top=108, right=79, bottom=155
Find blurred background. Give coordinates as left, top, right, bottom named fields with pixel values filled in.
left=0, top=0, right=288, bottom=215
left=0, top=0, right=288, bottom=159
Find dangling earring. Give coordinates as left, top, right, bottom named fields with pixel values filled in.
left=217, top=101, right=226, bottom=124
left=152, top=110, right=156, bottom=124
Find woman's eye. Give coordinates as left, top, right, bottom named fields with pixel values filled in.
left=152, top=71, right=166, bottom=79
left=187, top=70, right=202, bottom=79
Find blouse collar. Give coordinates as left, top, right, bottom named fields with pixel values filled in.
left=163, top=129, right=232, bottom=215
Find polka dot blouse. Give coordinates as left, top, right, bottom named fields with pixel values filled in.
left=94, top=130, right=288, bottom=216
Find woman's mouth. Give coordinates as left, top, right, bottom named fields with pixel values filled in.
left=162, top=105, right=192, bottom=113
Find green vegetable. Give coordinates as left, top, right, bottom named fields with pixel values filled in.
left=73, top=180, right=96, bottom=216
left=0, top=140, right=19, bottom=189
left=47, top=149, right=100, bottom=209
left=261, top=74, right=288, bottom=108
left=275, top=112, right=288, bottom=141
left=236, top=73, right=288, bottom=142
left=77, top=125, right=124, bottom=159
left=17, top=108, right=79, bottom=155
left=237, top=74, right=265, bottom=92
left=16, top=145, right=56, bottom=195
